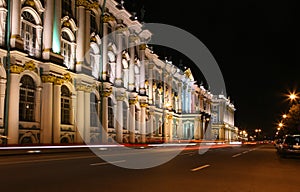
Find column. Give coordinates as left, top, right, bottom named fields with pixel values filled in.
left=168, top=76, right=172, bottom=109
left=76, top=87, right=84, bottom=144
left=178, top=83, right=182, bottom=113
left=53, top=80, right=62, bottom=144
left=0, top=79, right=6, bottom=126
left=167, top=114, right=173, bottom=142
left=85, top=8, right=91, bottom=62
left=148, top=111, right=154, bottom=138
left=76, top=4, right=86, bottom=70
left=36, top=27, right=42, bottom=57
left=42, top=0, right=54, bottom=59
left=7, top=73, right=21, bottom=145
left=40, top=76, right=54, bottom=144
left=139, top=43, right=146, bottom=95
left=10, top=0, right=22, bottom=48
left=52, top=0, right=62, bottom=54
left=101, top=17, right=110, bottom=81
left=115, top=29, right=123, bottom=87
left=194, top=117, right=200, bottom=140
left=140, top=102, right=147, bottom=143
left=84, top=91, right=91, bottom=143
left=148, top=63, right=154, bottom=104
left=101, top=89, right=111, bottom=144
left=200, top=115, right=204, bottom=139
left=182, top=84, right=186, bottom=113
left=129, top=97, right=136, bottom=143
left=128, top=36, right=135, bottom=91
left=35, top=87, right=42, bottom=123
left=115, top=93, right=124, bottom=143
left=123, top=68, right=129, bottom=89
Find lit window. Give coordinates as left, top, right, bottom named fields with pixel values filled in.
left=61, top=85, right=71, bottom=124
left=19, top=75, right=35, bottom=122
left=90, top=93, right=99, bottom=127
left=108, top=98, right=114, bottom=128
left=21, top=11, right=38, bottom=56
left=61, top=31, right=73, bottom=68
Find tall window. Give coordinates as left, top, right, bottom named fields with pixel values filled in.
left=61, top=31, right=72, bottom=68
left=123, top=102, right=127, bottom=130
left=21, top=11, right=37, bottom=56
left=19, top=75, right=35, bottom=122
left=62, top=0, right=73, bottom=17
left=90, top=11, right=97, bottom=33
left=90, top=93, right=99, bottom=127
left=108, top=98, right=114, bottom=128
left=61, top=85, right=71, bottom=124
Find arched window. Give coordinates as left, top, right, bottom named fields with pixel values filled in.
left=19, top=75, right=36, bottom=122
left=108, top=98, right=114, bottom=128
left=61, top=31, right=72, bottom=68
left=123, top=102, right=127, bottom=130
left=21, top=11, right=38, bottom=56
left=90, top=93, right=99, bottom=127
left=61, top=85, right=71, bottom=124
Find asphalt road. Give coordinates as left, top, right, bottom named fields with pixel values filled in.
left=0, top=143, right=299, bottom=192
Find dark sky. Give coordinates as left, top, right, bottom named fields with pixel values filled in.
left=122, top=0, right=300, bottom=137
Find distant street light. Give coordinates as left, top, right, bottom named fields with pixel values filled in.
left=282, top=114, right=287, bottom=119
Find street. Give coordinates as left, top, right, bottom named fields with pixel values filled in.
left=0, top=143, right=299, bottom=192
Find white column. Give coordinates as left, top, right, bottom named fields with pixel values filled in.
left=128, top=37, right=135, bottom=91
left=140, top=103, right=147, bottom=143
left=139, top=44, right=146, bottom=95
left=42, top=0, right=54, bottom=59
left=0, top=79, right=6, bottom=126
left=148, top=63, right=154, bottom=104
left=102, top=22, right=108, bottom=80
left=168, top=76, right=172, bottom=109
left=85, top=9, right=91, bottom=62
left=194, top=118, right=199, bottom=140
left=168, top=115, right=173, bottom=142
left=129, top=98, right=136, bottom=143
left=7, top=73, right=20, bottom=145
left=116, top=95, right=123, bottom=143
left=101, top=91, right=110, bottom=144
left=40, top=81, right=53, bottom=144
left=178, top=83, right=182, bottom=113
left=149, top=111, right=154, bottom=138
left=35, top=87, right=42, bottom=123
left=53, top=83, right=61, bottom=144
left=76, top=5, right=86, bottom=70
left=115, top=31, right=123, bottom=86
left=10, top=0, right=22, bottom=48
left=76, top=89, right=84, bottom=143
left=84, top=92, right=91, bottom=143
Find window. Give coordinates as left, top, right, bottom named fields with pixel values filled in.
left=90, top=11, right=97, bottom=33
left=90, top=93, right=99, bottom=127
left=21, top=11, right=38, bottom=56
left=19, top=75, right=36, bottom=122
left=108, top=98, right=114, bottom=128
left=123, top=102, right=127, bottom=130
left=61, top=85, right=71, bottom=124
left=61, top=31, right=72, bottom=68
left=62, top=0, right=73, bottom=17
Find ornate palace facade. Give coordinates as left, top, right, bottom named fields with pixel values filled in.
left=0, top=0, right=235, bottom=145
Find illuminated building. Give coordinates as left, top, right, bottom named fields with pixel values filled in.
left=0, top=0, right=222, bottom=145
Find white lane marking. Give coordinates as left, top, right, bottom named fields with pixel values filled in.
left=232, top=153, right=242, bottom=158
left=90, top=160, right=126, bottom=166
left=191, top=164, right=210, bottom=172
left=242, top=151, right=248, bottom=154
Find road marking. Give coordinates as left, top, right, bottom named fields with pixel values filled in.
left=180, top=152, right=195, bottom=156
left=191, top=164, right=210, bottom=172
left=242, top=151, right=248, bottom=154
left=90, top=160, right=126, bottom=166
left=232, top=153, right=242, bottom=158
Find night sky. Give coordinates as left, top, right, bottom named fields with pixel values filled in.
left=122, top=0, right=300, bottom=138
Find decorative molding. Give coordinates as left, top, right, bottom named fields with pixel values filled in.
left=41, top=75, right=56, bottom=84
left=129, top=97, right=138, bottom=105
left=24, top=60, right=35, bottom=71
left=140, top=102, right=148, bottom=108
left=63, top=73, right=72, bottom=82
left=54, top=77, right=64, bottom=86
left=10, top=64, right=24, bottom=74
left=24, top=0, right=35, bottom=7
left=139, top=44, right=146, bottom=50
left=102, top=15, right=115, bottom=23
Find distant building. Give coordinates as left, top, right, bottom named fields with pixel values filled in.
left=211, top=94, right=238, bottom=141
left=0, top=0, right=233, bottom=145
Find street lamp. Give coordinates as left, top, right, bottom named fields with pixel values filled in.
left=255, top=129, right=262, bottom=141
